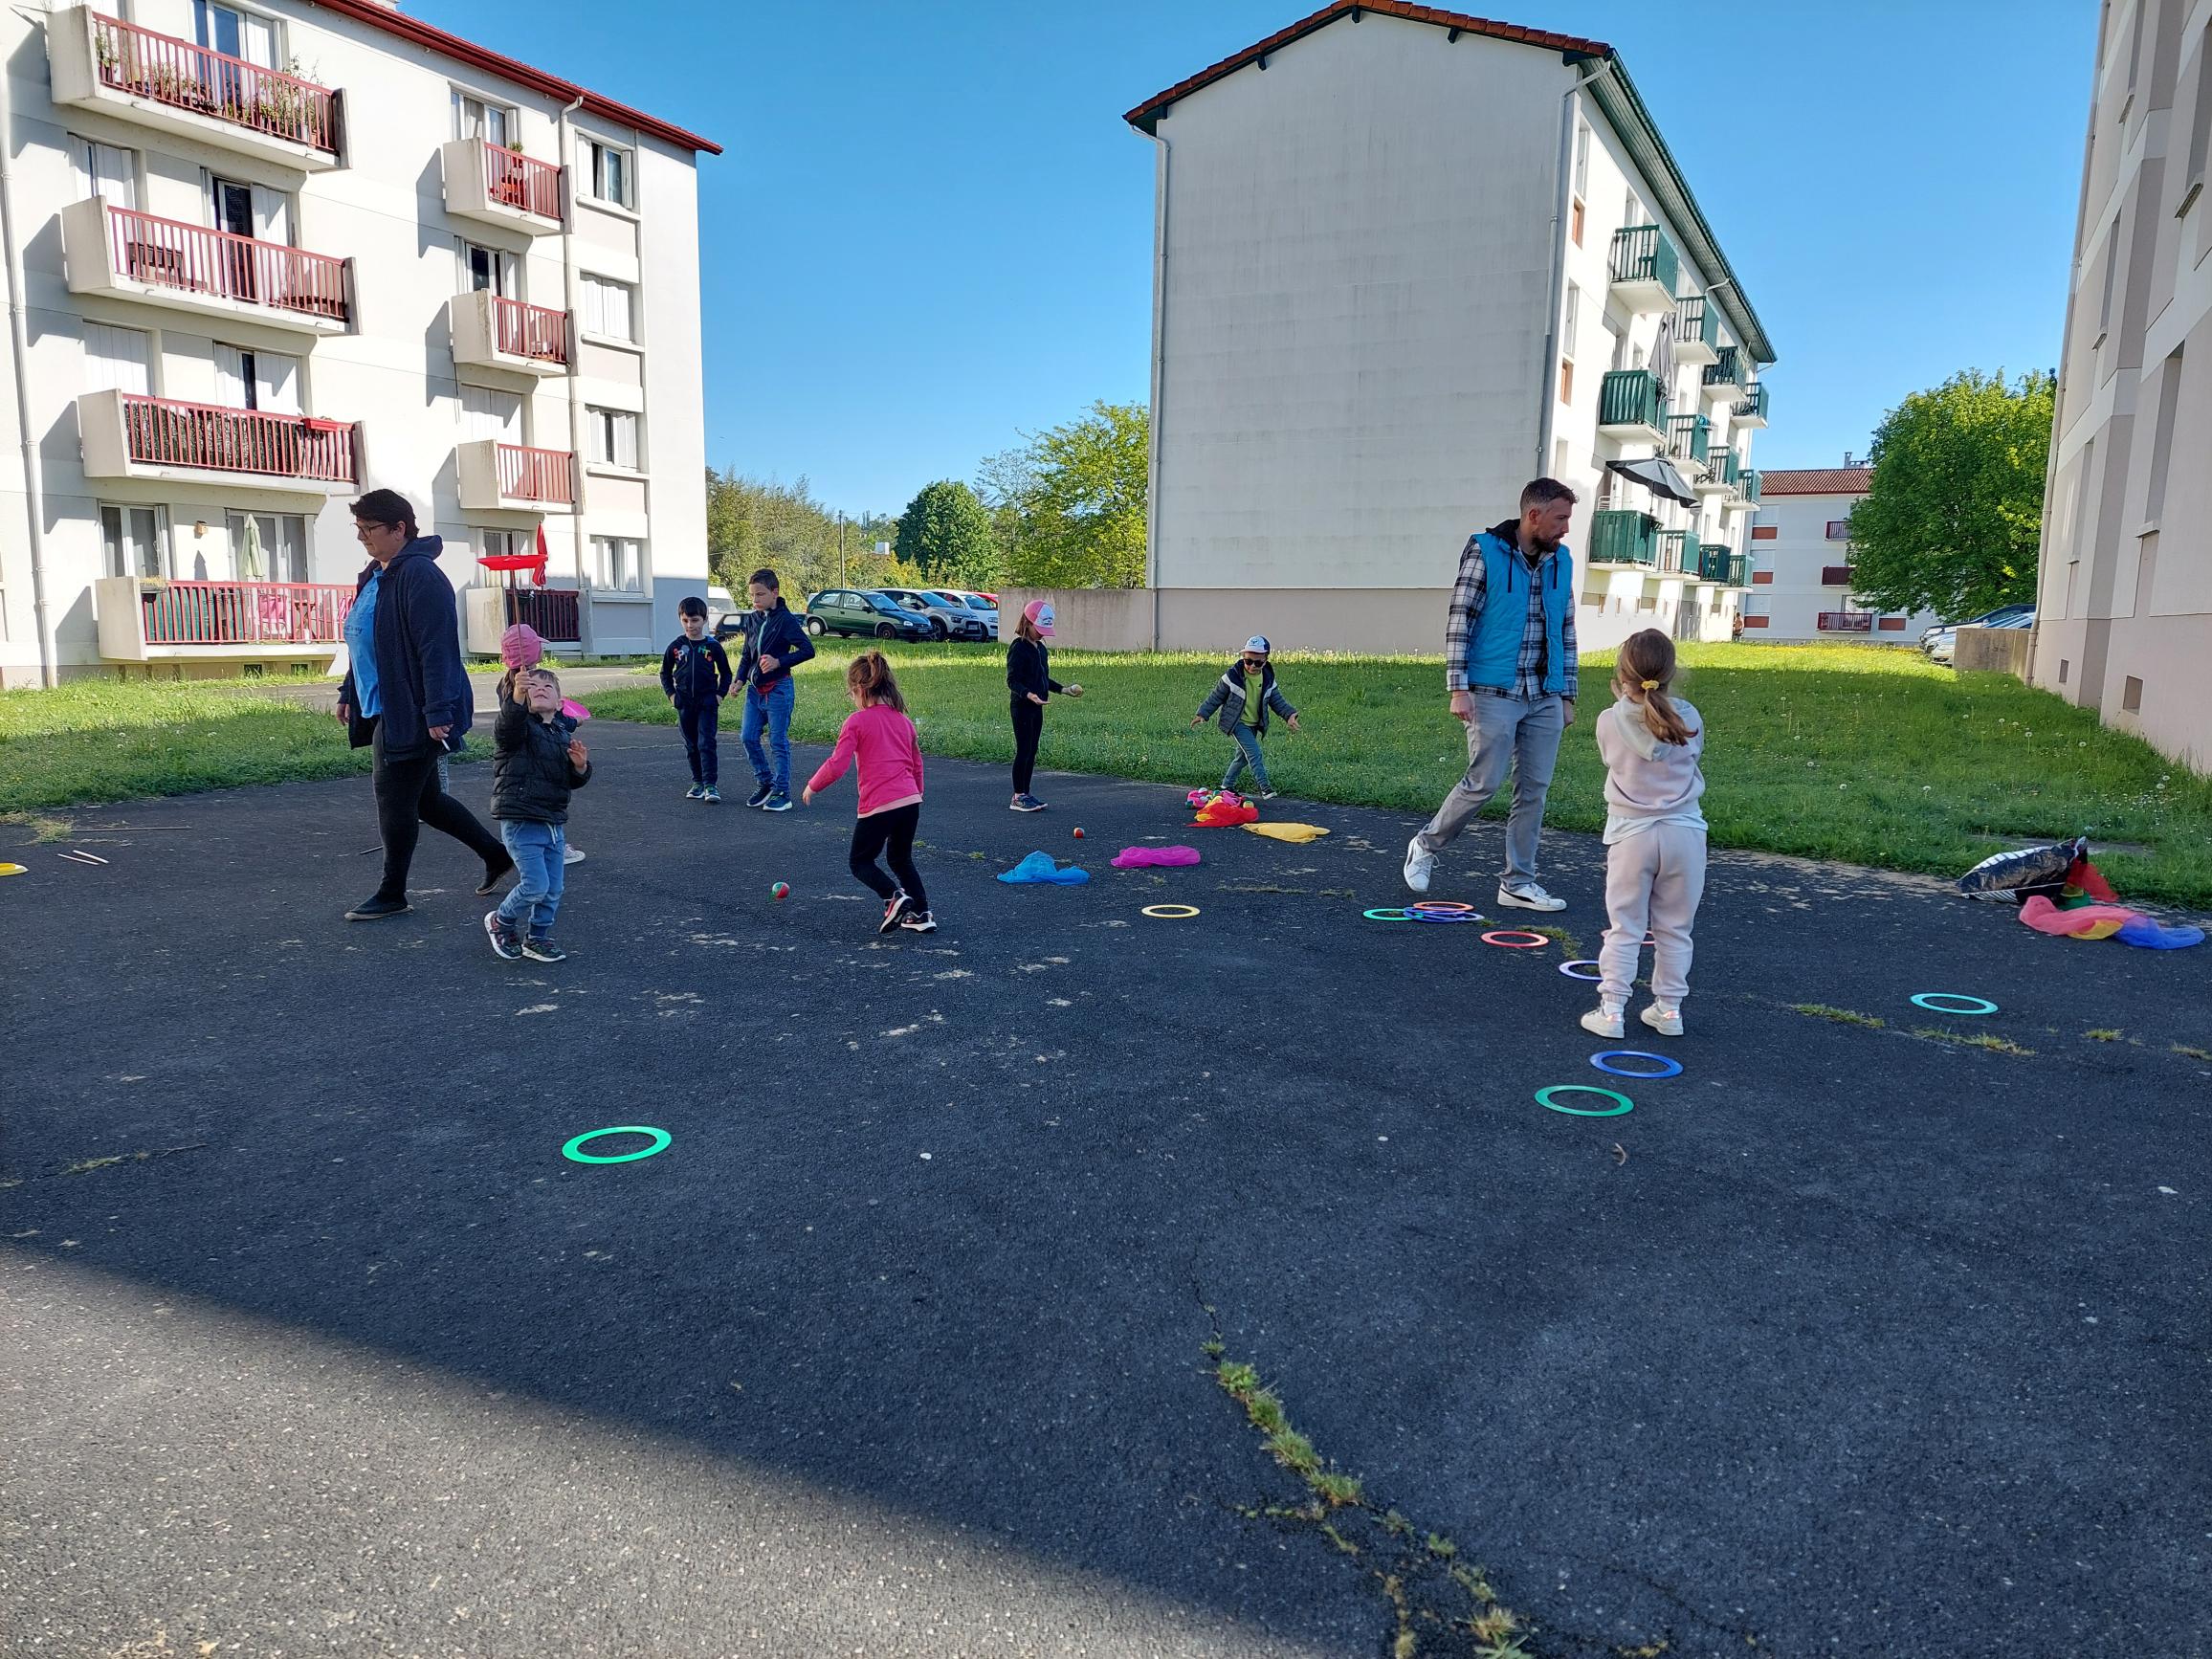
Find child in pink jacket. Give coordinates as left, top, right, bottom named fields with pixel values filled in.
left=802, top=650, right=934, bottom=934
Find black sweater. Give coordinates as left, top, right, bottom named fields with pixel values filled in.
left=492, top=687, right=592, bottom=824
left=1006, top=637, right=1063, bottom=703
left=660, top=635, right=732, bottom=705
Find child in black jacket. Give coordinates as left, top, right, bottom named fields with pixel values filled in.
left=1190, top=634, right=1299, bottom=799
left=1005, top=600, right=1082, bottom=811
left=660, top=596, right=733, bottom=802
left=486, top=666, right=592, bottom=964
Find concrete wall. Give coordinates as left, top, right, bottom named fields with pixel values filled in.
left=1953, top=624, right=2033, bottom=676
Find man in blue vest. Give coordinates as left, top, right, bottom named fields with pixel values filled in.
left=1404, top=476, right=1580, bottom=911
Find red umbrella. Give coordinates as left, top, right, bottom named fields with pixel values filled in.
left=533, top=521, right=549, bottom=586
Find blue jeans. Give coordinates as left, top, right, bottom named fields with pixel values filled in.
left=496, top=820, right=565, bottom=940
left=741, top=678, right=795, bottom=793
left=1222, top=723, right=1272, bottom=791
left=677, top=698, right=719, bottom=785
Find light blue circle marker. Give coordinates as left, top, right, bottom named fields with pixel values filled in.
left=562, top=1125, right=672, bottom=1164
left=1590, top=1050, right=1682, bottom=1080
left=1911, top=992, right=1998, bottom=1016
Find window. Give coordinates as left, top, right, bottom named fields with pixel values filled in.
left=73, top=138, right=137, bottom=210
left=580, top=273, right=635, bottom=342
left=1569, top=196, right=1583, bottom=247
left=588, top=406, right=640, bottom=469
left=1825, top=520, right=1851, bottom=540
left=460, top=386, right=522, bottom=444
left=2059, top=658, right=2069, bottom=683
left=1751, top=524, right=1778, bottom=540
left=2096, top=221, right=2120, bottom=335
left=584, top=139, right=632, bottom=208
left=195, top=1, right=276, bottom=68
left=476, top=528, right=524, bottom=560
left=453, top=91, right=515, bottom=148
left=84, top=323, right=151, bottom=395
left=1573, top=122, right=1590, bottom=197
left=1558, top=359, right=1574, bottom=404
left=1560, top=283, right=1580, bottom=363
left=2184, top=23, right=2212, bottom=203
left=226, top=511, right=306, bottom=582
left=2122, top=675, right=2143, bottom=712
left=458, top=238, right=518, bottom=298
left=2144, top=343, right=2183, bottom=518
left=210, top=176, right=289, bottom=244
left=591, top=536, right=644, bottom=590
left=216, top=344, right=299, bottom=412
left=101, top=504, right=166, bottom=579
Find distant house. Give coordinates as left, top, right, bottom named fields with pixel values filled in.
left=1745, top=467, right=1940, bottom=642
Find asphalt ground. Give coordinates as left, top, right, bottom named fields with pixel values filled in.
left=3, top=719, right=2207, bottom=1659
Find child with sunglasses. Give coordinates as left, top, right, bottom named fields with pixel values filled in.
left=1190, top=635, right=1299, bottom=799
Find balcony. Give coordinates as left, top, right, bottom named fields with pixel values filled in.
left=1727, top=553, right=1750, bottom=586
left=1821, top=565, right=1856, bottom=586
left=1735, top=468, right=1761, bottom=506
left=442, top=139, right=563, bottom=233
left=1672, top=294, right=1720, bottom=366
left=1606, top=224, right=1678, bottom=313
left=1694, top=449, right=1737, bottom=498
left=95, top=575, right=352, bottom=662
left=1588, top=508, right=1659, bottom=568
left=1657, top=529, right=1692, bottom=574
left=1734, top=381, right=1770, bottom=428
left=457, top=440, right=576, bottom=513
left=78, top=390, right=356, bottom=491
left=451, top=291, right=570, bottom=376
left=1702, top=344, right=1748, bottom=406
left=1818, top=611, right=1875, bottom=632
left=1664, top=412, right=1710, bottom=476
left=1696, top=543, right=1733, bottom=582
left=1596, top=368, right=1667, bottom=444
left=61, top=199, right=348, bottom=335
left=50, top=8, right=341, bottom=169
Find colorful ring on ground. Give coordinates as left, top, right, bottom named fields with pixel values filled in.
left=1910, top=992, right=1998, bottom=1016
left=1482, top=930, right=1551, bottom=948
left=1558, top=960, right=1603, bottom=981
left=1589, top=1050, right=1683, bottom=1080
left=1142, top=904, right=1201, bottom=919
left=1409, top=901, right=1476, bottom=913
left=1407, top=909, right=1486, bottom=923
left=562, top=1126, right=672, bottom=1164
left=1642, top=933, right=1658, bottom=946
left=1363, top=907, right=1414, bottom=920
left=1535, top=1084, right=1633, bottom=1117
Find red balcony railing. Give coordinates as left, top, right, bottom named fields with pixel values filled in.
left=483, top=143, right=562, bottom=220
left=141, top=579, right=353, bottom=646
left=503, top=586, right=580, bottom=642
left=1817, top=611, right=1874, bottom=632
left=121, top=394, right=357, bottom=482
left=496, top=443, right=574, bottom=503
left=492, top=296, right=568, bottom=365
left=104, top=204, right=346, bottom=321
left=90, top=12, right=339, bottom=152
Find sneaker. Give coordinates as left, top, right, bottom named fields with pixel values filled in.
left=483, top=911, right=522, bottom=960
left=1403, top=836, right=1435, bottom=896
left=1580, top=1006, right=1626, bottom=1040
left=1496, top=881, right=1566, bottom=913
left=521, top=938, right=567, bottom=963
left=476, top=856, right=516, bottom=896
left=878, top=891, right=915, bottom=935
left=564, top=846, right=586, bottom=866
left=685, top=784, right=706, bottom=801
left=701, top=785, right=721, bottom=805
left=344, top=894, right=411, bottom=922
left=1256, top=787, right=1279, bottom=801
left=763, top=791, right=794, bottom=812
left=745, top=784, right=775, bottom=808
left=1010, top=793, right=1047, bottom=812
left=898, top=910, right=939, bottom=934
left=1640, top=1003, right=1685, bottom=1038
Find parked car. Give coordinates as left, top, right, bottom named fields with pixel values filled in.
left=1928, top=608, right=2034, bottom=665
left=1922, top=603, right=2031, bottom=653
left=877, top=586, right=989, bottom=641
left=805, top=588, right=936, bottom=641
left=935, top=588, right=1001, bottom=636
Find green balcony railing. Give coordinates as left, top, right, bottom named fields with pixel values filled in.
left=1608, top=224, right=1680, bottom=294
left=1598, top=367, right=1666, bottom=431
left=1735, top=381, right=1770, bottom=423
left=1710, top=450, right=1741, bottom=489
left=1665, top=412, right=1711, bottom=468
left=1727, top=553, right=1751, bottom=586
left=1738, top=468, right=1761, bottom=503
left=1704, top=344, right=1746, bottom=393
left=1589, top=508, right=1660, bottom=568
left=1697, top=543, right=1733, bottom=582
left=1657, top=529, right=1692, bottom=574
left=1675, top=293, right=1719, bottom=354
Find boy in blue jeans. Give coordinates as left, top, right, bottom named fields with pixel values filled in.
left=1191, top=634, right=1299, bottom=799
left=730, top=566, right=816, bottom=810
left=485, top=666, right=592, bottom=964
left=660, top=596, right=733, bottom=803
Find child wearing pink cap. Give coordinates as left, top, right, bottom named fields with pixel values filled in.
left=496, top=622, right=587, bottom=865
left=1004, top=600, right=1082, bottom=812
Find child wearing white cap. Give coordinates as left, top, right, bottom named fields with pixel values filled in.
left=1005, top=600, right=1082, bottom=811
left=1190, top=635, right=1298, bottom=799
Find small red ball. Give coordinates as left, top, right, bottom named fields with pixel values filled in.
left=1073, top=828, right=1085, bottom=839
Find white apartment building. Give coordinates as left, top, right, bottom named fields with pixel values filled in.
left=2032, top=0, right=2212, bottom=770
left=1744, top=465, right=1941, bottom=641
left=0, top=0, right=718, bottom=688
left=1123, top=0, right=1773, bottom=656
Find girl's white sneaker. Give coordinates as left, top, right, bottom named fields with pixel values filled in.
left=1580, top=1006, right=1625, bottom=1040
left=1640, top=1004, right=1684, bottom=1037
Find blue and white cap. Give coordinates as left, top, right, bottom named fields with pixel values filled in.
left=1243, top=635, right=1272, bottom=655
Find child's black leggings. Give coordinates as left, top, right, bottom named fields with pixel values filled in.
left=849, top=802, right=926, bottom=909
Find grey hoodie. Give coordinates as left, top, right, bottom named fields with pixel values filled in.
left=1593, top=694, right=1706, bottom=843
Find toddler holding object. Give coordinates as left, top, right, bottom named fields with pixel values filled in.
left=486, top=663, right=592, bottom=964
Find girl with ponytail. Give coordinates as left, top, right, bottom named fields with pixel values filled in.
left=802, top=650, right=935, bottom=933
left=1582, top=629, right=1707, bottom=1040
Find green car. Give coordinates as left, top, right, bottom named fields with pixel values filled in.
left=805, top=588, right=936, bottom=641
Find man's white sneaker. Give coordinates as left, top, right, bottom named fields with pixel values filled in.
left=1640, top=1003, right=1684, bottom=1038
left=1580, top=1006, right=1625, bottom=1040
left=1496, top=882, right=1566, bottom=912
left=1403, top=836, right=1435, bottom=895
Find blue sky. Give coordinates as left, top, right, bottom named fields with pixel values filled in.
left=426, top=0, right=2096, bottom=514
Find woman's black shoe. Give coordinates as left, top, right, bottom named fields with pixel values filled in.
left=344, top=895, right=412, bottom=921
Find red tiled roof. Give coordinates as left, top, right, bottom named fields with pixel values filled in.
left=308, top=0, right=720, bottom=155
left=1757, top=468, right=1873, bottom=497
left=1125, top=1, right=1609, bottom=130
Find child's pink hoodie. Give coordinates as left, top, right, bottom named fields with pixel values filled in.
left=807, top=702, right=925, bottom=815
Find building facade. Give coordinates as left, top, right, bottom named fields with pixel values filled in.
left=2032, top=0, right=2212, bottom=768
left=0, top=0, right=717, bottom=688
left=1744, top=465, right=1941, bottom=641
left=1124, top=0, right=1773, bottom=655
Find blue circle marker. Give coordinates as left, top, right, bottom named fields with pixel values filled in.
left=562, top=1126, right=672, bottom=1164
left=1558, top=960, right=1603, bottom=981
left=1535, top=1084, right=1633, bottom=1117
left=1911, top=992, right=1998, bottom=1016
left=1589, top=1050, right=1682, bottom=1080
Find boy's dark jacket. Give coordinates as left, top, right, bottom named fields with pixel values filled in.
left=338, top=538, right=470, bottom=758
left=660, top=634, right=732, bottom=705
left=1196, top=658, right=1297, bottom=736
left=492, top=682, right=592, bottom=824
left=729, top=601, right=816, bottom=694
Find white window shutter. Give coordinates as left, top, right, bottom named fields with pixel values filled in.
left=256, top=351, right=300, bottom=414
left=240, top=11, right=276, bottom=68
left=87, top=324, right=152, bottom=395
left=215, top=343, right=250, bottom=407
left=250, top=186, right=290, bottom=245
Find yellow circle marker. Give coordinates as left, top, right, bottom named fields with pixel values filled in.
left=1141, top=904, right=1200, bottom=919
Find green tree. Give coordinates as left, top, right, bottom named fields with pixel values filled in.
left=1847, top=369, right=2055, bottom=618
left=894, top=479, right=1001, bottom=586
left=979, top=401, right=1149, bottom=589
left=705, top=468, right=905, bottom=598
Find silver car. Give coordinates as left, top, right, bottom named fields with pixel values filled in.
left=876, top=586, right=988, bottom=641
left=934, top=589, right=1000, bottom=638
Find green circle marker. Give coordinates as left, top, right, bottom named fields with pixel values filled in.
left=1534, top=1084, right=1633, bottom=1117
left=562, top=1125, right=672, bottom=1164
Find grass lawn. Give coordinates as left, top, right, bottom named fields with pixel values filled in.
left=582, top=640, right=2212, bottom=908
